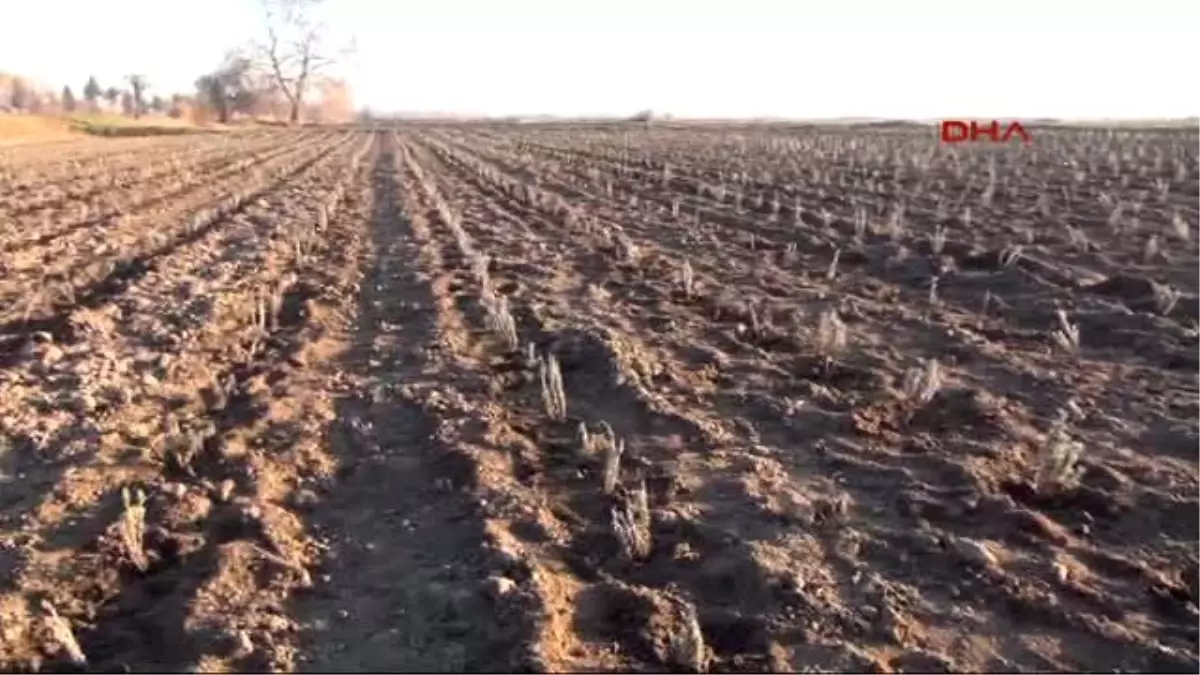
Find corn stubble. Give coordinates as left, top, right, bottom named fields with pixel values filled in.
left=0, top=120, right=1195, bottom=675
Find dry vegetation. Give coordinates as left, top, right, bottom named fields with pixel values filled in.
left=0, top=122, right=1196, bottom=673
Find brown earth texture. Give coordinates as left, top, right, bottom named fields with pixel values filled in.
left=0, top=123, right=1196, bottom=673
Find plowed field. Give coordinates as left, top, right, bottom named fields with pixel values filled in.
left=0, top=124, right=1196, bottom=673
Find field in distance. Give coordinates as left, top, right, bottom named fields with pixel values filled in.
left=0, top=122, right=1196, bottom=673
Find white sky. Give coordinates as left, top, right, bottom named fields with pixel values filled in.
left=1, top=0, right=1197, bottom=119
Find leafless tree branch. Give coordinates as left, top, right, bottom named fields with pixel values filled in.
left=250, top=0, right=350, bottom=123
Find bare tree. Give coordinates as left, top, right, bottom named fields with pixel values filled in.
left=10, top=77, right=30, bottom=111
left=83, top=76, right=102, bottom=111
left=252, top=0, right=351, bottom=125
left=62, top=86, right=77, bottom=113
left=195, top=53, right=259, bottom=124
left=120, top=91, right=136, bottom=117
left=127, top=75, right=148, bottom=118
left=248, top=0, right=348, bottom=123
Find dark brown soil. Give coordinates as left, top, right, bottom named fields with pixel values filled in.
left=0, top=124, right=1196, bottom=673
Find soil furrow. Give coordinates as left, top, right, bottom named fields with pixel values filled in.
left=285, top=133, right=537, bottom=672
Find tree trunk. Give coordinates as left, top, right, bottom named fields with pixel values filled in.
left=289, top=71, right=308, bottom=125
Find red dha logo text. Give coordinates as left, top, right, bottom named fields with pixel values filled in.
left=940, top=120, right=1032, bottom=144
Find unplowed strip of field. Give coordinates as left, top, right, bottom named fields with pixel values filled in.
left=379, top=129, right=1197, bottom=673
left=0, top=131, right=316, bottom=226
left=0, top=132, right=357, bottom=363
left=0, top=131, right=332, bottom=255
left=0, top=131, right=273, bottom=192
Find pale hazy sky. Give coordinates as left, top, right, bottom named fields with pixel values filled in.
left=1, top=0, right=1197, bottom=119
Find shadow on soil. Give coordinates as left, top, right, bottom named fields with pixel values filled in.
left=288, top=137, right=536, bottom=673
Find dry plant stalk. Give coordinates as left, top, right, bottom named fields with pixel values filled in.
left=164, top=429, right=204, bottom=477
left=601, top=429, right=625, bottom=495
left=251, top=544, right=314, bottom=588
left=1151, top=282, right=1181, bottom=316
left=539, top=353, right=567, bottom=421
left=930, top=225, right=947, bottom=255
left=1050, top=310, right=1081, bottom=355
left=747, top=300, right=765, bottom=338
left=616, top=233, right=640, bottom=264
left=41, top=600, right=87, bottom=666
left=1143, top=234, right=1161, bottom=263
left=473, top=254, right=492, bottom=291
left=978, top=290, right=993, bottom=329
left=121, top=486, right=150, bottom=572
left=611, top=480, right=652, bottom=561
left=1035, top=417, right=1084, bottom=494
left=1170, top=210, right=1190, bottom=242
left=1065, top=225, right=1089, bottom=252
left=578, top=419, right=616, bottom=457
left=483, top=293, right=520, bottom=352
left=680, top=259, right=695, bottom=298
left=668, top=599, right=709, bottom=672
left=999, top=244, right=1023, bottom=268
left=826, top=248, right=841, bottom=281
left=853, top=208, right=867, bottom=243
left=815, top=308, right=848, bottom=372
left=577, top=422, right=592, bottom=457
left=902, top=358, right=943, bottom=404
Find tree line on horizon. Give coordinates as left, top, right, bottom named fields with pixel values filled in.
left=0, top=0, right=356, bottom=125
